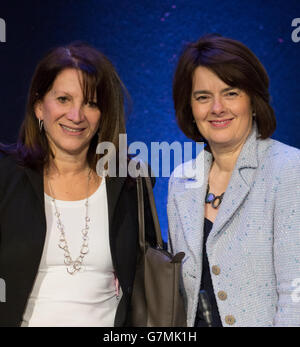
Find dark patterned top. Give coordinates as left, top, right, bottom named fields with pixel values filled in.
left=194, top=218, right=223, bottom=327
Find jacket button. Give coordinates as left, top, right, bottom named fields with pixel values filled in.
left=225, top=315, right=236, bottom=325
left=212, top=265, right=221, bottom=275
left=218, top=291, right=227, bottom=301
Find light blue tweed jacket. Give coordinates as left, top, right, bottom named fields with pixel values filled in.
left=167, top=124, right=300, bottom=327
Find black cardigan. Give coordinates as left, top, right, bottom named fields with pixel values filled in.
left=0, top=155, right=155, bottom=327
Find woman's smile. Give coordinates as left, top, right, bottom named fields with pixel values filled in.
left=60, top=123, right=86, bottom=135
left=209, top=118, right=234, bottom=128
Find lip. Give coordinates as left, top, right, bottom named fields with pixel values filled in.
left=60, top=124, right=86, bottom=135
left=209, top=118, right=234, bottom=128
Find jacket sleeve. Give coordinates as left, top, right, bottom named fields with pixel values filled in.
left=0, top=156, right=15, bottom=222
left=273, top=149, right=300, bottom=326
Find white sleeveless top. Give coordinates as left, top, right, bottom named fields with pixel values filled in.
left=21, top=178, right=121, bottom=327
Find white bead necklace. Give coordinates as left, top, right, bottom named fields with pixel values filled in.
left=47, top=170, right=92, bottom=275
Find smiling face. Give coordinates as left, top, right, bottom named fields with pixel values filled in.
left=34, top=68, right=101, bottom=157
left=191, top=66, right=253, bottom=151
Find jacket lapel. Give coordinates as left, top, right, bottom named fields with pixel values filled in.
left=105, top=175, right=127, bottom=270
left=210, top=125, right=259, bottom=239
left=24, top=166, right=45, bottom=208
left=106, top=176, right=127, bottom=229
left=23, top=166, right=47, bottom=273
left=173, top=150, right=212, bottom=266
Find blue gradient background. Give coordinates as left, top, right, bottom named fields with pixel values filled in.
left=0, top=0, right=299, bottom=240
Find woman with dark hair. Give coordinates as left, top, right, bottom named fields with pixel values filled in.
left=0, top=42, right=155, bottom=327
left=168, top=34, right=300, bottom=327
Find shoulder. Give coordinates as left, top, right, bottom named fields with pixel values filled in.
left=257, top=138, right=300, bottom=175
left=168, top=159, right=192, bottom=194
left=0, top=154, right=22, bottom=177
left=0, top=155, right=26, bottom=193
left=258, top=137, right=300, bottom=158
left=169, top=149, right=209, bottom=193
left=128, top=158, right=155, bottom=187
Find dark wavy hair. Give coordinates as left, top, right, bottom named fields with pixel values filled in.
left=0, top=41, right=129, bottom=171
left=173, top=34, right=276, bottom=143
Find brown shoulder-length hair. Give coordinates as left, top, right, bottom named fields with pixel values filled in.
left=173, top=34, right=276, bottom=143
left=1, top=41, right=129, bottom=171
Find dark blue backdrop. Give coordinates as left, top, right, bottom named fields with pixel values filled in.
left=0, top=0, right=299, bottom=240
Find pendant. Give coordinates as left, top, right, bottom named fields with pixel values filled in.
left=205, top=184, right=225, bottom=209
left=205, top=192, right=215, bottom=203
left=67, top=265, right=77, bottom=275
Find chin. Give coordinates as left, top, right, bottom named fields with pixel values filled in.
left=209, top=136, right=234, bottom=145
left=55, top=142, right=89, bottom=156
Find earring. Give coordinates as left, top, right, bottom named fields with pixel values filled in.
left=39, top=119, right=44, bottom=132
left=252, top=111, right=256, bottom=118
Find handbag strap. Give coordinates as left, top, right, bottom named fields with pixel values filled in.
left=136, top=163, right=163, bottom=252
left=144, top=175, right=163, bottom=249
left=137, top=175, right=146, bottom=253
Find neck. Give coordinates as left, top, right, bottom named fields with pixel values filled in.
left=45, top=151, right=90, bottom=178
left=210, top=144, right=243, bottom=174
left=209, top=132, right=251, bottom=181
left=209, top=127, right=252, bottom=175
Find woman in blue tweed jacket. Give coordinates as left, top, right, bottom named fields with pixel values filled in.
left=167, top=34, right=300, bottom=327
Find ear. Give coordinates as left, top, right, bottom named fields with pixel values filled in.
left=34, top=101, right=44, bottom=121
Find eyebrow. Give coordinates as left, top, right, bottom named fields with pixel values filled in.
left=192, top=87, right=237, bottom=97
left=52, top=90, right=73, bottom=97
left=51, top=90, right=98, bottom=102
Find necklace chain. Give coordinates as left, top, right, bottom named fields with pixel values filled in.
left=47, top=170, right=92, bottom=275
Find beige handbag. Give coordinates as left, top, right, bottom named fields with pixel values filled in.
left=129, top=173, right=186, bottom=327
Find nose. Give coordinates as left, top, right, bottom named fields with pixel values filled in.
left=66, top=105, right=85, bottom=123
left=211, top=97, right=226, bottom=116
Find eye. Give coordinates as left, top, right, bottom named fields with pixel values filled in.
left=57, top=96, right=69, bottom=103
left=224, top=91, right=239, bottom=98
left=87, top=101, right=99, bottom=108
left=195, top=95, right=210, bottom=102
